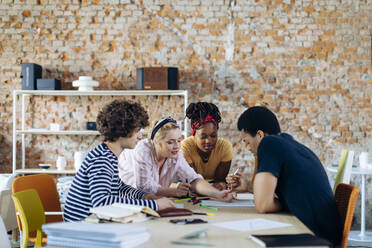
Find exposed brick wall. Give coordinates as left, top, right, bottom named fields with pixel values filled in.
left=0, top=0, right=371, bottom=227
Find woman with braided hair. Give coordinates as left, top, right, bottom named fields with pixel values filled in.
left=118, top=117, right=234, bottom=201
left=181, top=102, right=233, bottom=190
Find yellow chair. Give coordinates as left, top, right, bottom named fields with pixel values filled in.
left=12, top=174, right=63, bottom=243
left=12, top=189, right=46, bottom=248
left=334, top=183, right=360, bottom=248
left=333, top=149, right=349, bottom=193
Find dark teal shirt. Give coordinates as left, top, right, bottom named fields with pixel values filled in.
left=257, top=133, right=342, bottom=245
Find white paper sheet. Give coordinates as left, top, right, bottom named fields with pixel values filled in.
left=234, top=193, right=254, bottom=200
left=201, top=200, right=255, bottom=207
left=212, top=218, right=292, bottom=232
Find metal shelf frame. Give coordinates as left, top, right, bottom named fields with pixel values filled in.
left=12, top=90, right=188, bottom=174
left=14, top=169, right=77, bottom=175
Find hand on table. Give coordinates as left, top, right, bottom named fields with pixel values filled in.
left=174, top=182, right=191, bottom=197
left=212, top=189, right=235, bottom=202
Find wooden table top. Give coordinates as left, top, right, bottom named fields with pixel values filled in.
left=135, top=201, right=317, bottom=248
left=47, top=201, right=329, bottom=248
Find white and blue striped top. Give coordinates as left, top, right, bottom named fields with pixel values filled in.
left=63, top=143, right=157, bottom=222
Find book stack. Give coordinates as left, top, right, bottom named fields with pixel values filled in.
left=42, top=222, right=150, bottom=248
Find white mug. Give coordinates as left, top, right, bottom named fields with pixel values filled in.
left=50, top=123, right=61, bottom=131
left=74, top=151, right=86, bottom=171
left=56, top=156, right=66, bottom=171
left=359, top=152, right=368, bottom=169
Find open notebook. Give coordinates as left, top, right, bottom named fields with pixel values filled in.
left=89, top=203, right=159, bottom=223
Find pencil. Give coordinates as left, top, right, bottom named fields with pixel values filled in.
left=186, top=179, right=190, bottom=197
left=174, top=198, right=191, bottom=203
left=228, top=168, right=240, bottom=190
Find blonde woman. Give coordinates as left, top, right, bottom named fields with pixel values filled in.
left=118, top=117, right=234, bottom=201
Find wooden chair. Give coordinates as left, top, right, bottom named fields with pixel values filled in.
left=12, top=174, right=63, bottom=243
left=334, top=183, right=360, bottom=248
left=12, top=189, right=45, bottom=248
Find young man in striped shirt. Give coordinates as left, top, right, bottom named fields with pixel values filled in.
left=64, top=100, right=175, bottom=222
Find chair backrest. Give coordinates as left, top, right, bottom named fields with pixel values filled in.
left=0, top=217, right=11, bottom=248
left=12, top=189, right=46, bottom=248
left=334, top=183, right=359, bottom=248
left=0, top=189, right=18, bottom=231
left=342, top=150, right=354, bottom=184
left=12, top=174, right=63, bottom=225
left=252, top=156, right=258, bottom=184
left=333, top=149, right=349, bottom=193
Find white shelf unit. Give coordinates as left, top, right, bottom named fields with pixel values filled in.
left=12, top=90, right=189, bottom=175
left=17, top=130, right=100, bottom=135
left=15, top=169, right=77, bottom=174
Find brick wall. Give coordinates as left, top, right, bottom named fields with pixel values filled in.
left=0, top=0, right=371, bottom=227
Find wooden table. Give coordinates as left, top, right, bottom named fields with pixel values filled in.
left=135, top=201, right=316, bottom=248
left=47, top=201, right=326, bottom=248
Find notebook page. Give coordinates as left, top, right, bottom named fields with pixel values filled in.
left=213, top=218, right=292, bottom=232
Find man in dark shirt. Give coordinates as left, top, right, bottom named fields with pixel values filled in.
left=233, top=106, right=342, bottom=245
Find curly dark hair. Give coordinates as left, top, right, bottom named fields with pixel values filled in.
left=185, top=102, right=221, bottom=130
left=96, top=100, right=149, bottom=142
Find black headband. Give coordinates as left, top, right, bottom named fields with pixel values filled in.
left=150, top=117, right=177, bottom=140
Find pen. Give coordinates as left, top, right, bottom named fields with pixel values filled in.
left=248, top=235, right=266, bottom=247
left=233, top=167, right=240, bottom=176
left=193, top=212, right=215, bottom=216
left=171, top=240, right=214, bottom=247
left=186, top=179, right=190, bottom=197
left=228, top=168, right=240, bottom=190
left=200, top=204, right=217, bottom=211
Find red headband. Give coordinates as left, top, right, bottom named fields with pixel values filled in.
left=192, top=115, right=217, bottom=136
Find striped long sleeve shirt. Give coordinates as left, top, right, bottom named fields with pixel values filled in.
left=63, top=143, right=157, bottom=222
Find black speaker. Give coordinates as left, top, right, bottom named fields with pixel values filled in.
left=86, top=122, right=97, bottom=130
left=137, top=67, right=178, bottom=90
left=37, top=78, right=61, bottom=90
left=21, top=63, right=42, bottom=90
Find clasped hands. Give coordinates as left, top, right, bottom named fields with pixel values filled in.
left=226, top=172, right=252, bottom=193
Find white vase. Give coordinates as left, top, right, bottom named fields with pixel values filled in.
left=56, top=156, right=66, bottom=171
left=359, top=152, right=368, bottom=169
